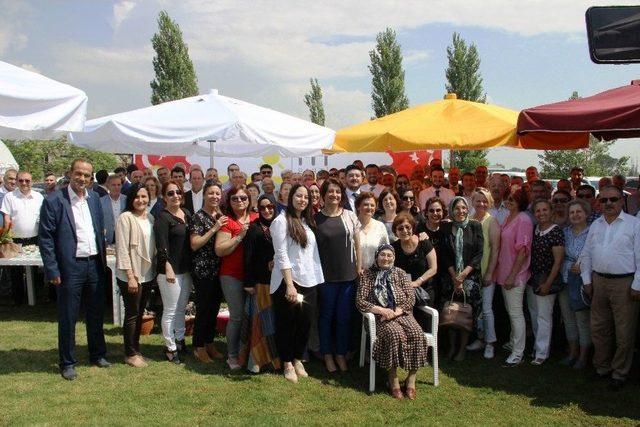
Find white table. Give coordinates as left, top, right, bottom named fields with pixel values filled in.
left=0, top=252, right=124, bottom=325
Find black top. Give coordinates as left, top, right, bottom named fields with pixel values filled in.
left=314, top=212, right=358, bottom=282
left=190, top=209, right=221, bottom=280
left=392, top=239, right=435, bottom=282
left=413, top=213, right=428, bottom=235
left=243, top=221, right=275, bottom=287
left=440, top=220, right=484, bottom=282
left=154, top=208, right=192, bottom=275
left=531, top=225, right=564, bottom=276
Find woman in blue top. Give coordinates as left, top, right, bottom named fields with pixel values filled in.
left=558, top=198, right=592, bottom=370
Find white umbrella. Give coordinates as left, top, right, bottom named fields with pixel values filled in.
left=0, top=61, right=87, bottom=140
left=69, top=90, right=335, bottom=162
left=69, top=92, right=237, bottom=156
left=0, top=140, right=19, bottom=174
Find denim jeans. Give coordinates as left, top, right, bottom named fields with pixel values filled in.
left=220, top=275, right=245, bottom=358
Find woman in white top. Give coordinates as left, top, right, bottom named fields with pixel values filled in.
left=357, top=191, right=389, bottom=269
left=115, top=183, right=156, bottom=368
left=270, top=184, right=324, bottom=383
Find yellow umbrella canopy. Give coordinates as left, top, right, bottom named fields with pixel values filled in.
left=332, top=94, right=520, bottom=152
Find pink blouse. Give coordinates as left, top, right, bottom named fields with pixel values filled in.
left=493, top=212, right=533, bottom=287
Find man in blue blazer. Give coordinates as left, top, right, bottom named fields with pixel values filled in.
left=100, top=174, right=126, bottom=245
left=39, top=158, right=110, bottom=380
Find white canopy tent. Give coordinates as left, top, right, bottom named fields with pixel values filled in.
left=0, top=140, right=19, bottom=174
left=69, top=90, right=335, bottom=164
left=0, top=61, right=87, bottom=140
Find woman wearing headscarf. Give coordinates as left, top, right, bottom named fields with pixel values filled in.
left=356, top=244, right=429, bottom=400
left=440, top=196, right=484, bottom=362
left=240, top=193, right=281, bottom=373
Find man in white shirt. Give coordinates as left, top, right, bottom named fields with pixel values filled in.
left=1, top=171, right=43, bottom=306
left=360, top=164, right=385, bottom=198
left=459, top=172, right=476, bottom=217
left=581, top=185, right=640, bottom=390
left=344, top=165, right=363, bottom=211
left=0, top=168, right=17, bottom=227
left=100, top=175, right=126, bottom=245
left=418, top=166, right=454, bottom=211
left=222, top=163, right=240, bottom=191
left=488, top=175, right=509, bottom=226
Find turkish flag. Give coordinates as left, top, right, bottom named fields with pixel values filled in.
left=134, top=155, right=191, bottom=170
left=386, top=150, right=441, bottom=175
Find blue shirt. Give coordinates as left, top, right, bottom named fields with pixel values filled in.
left=561, top=225, right=589, bottom=282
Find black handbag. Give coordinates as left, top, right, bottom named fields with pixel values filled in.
left=414, top=286, right=430, bottom=306
left=529, top=271, right=564, bottom=295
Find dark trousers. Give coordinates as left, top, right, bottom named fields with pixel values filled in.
left=318, top=280, right=355, bottom=355
left=192, top=275, right=223, bottom=347
left=273, top=282, right=317, bottom=363
left=117, top=278, right=153, bottom=357
left=57, top=257, right=107, bottom=368
left=11, top=237, right=39, bottom=305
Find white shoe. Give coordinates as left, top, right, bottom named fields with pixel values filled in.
left=466, top=340, right=484, bottom=351
left=294, top=360, right=308, bottom=378
left=483, top=344, right=494, bottom=359
left=284, top=367, right=298, bottom=383
left=503, top=353, right=523, bottom=367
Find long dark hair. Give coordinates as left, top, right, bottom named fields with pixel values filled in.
left=286, top=184, right=314, bottom=248
left=124, top=183, right=148, bottom=213
left=399, top=186, right=419, bottom=215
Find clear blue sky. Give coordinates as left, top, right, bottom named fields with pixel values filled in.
left=1, top=0, right=638, bottom=169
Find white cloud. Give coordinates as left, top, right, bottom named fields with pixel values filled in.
left=111, top=0, right=137, bottom=31
left=20, top=63, right=40, bottom=73
left=0, top=1, right=31, bottom=55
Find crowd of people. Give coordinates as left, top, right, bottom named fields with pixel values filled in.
left=2, top=156, right=640, bottom=400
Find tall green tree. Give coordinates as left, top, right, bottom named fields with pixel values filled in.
left=538, top=91, right=630, bottom=178
left=304, top=78, right=325, bottom=126
left=150, top=10, right=199, bottom=105
left=4, top=139, right=120, bottom=180
left=445, top=32, right=488, bottom=171
left=368, top=28, right=409, bottom=118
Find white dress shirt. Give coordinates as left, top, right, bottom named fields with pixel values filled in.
left=191, top=188, right=203, bottom=213
left=418, top=186, right=455, bottom=211
left=489, top=201, right=509, bottom=226
left=269, top=212, right=324, bottom=293
left=360, top=182, right=386, bottom=198
left=580, top=211, right=640, bottom=290
left=0, top=189, right=44, bottom=238
left=110, top=195, right=123, bottom=221
left=69, top=187, right=98, bottom=257
left=345, top=188, right=361, bottom=211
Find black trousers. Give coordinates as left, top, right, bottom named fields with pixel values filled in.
left=116, top=278, right=153, bottom=357
left=192, top=275, right=223, bottom=347
left=11, top=237, right=39, bottom=305
left=273, top=282, right=317, bottom=363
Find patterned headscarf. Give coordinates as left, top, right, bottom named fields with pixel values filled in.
left=371, top=244, right=396, bottom=309
left=449, top=196, right=470, bottom=274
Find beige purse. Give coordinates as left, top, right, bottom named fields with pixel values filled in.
left=440, top=290, right=473, bottom=332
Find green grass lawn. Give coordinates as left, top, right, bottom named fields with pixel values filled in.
left=1, top=303, right=639, bottom=426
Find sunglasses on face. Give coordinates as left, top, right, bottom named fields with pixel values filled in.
left=402, top=196, right=415, bottom=201
left=599, top=196, right=621, bottom=204
left=166, top=190, right=182, bottom=197
left=18, top=179, right=31, bottom=183
left=259, top=204, right=275, bottom=211
left=231, top=195, right=248, bottom=202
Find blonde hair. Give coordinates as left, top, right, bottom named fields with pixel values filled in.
left=472, top=187, right=494, bottom=208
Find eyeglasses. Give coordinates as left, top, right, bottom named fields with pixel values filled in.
left=599, top=196, right=621, bottom=204
left=552, top=198, right=569, bottom=204
left=259, top=204, right=275, bottom=211
left=18, top=179, right=31, bottom=183
left=396, top=225, right=412, bottom=232
left=166, top=190, right=182, bottom=197
left=231, top=195, right=248, bottom=202
left=576, top=194, right=592, bottom=199
left=402, top=196, right=415, bottom=201
left=428, top=208, right=443, bottom=213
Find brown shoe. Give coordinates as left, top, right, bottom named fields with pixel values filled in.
left=205, top=343, right=224, bottom=360
left=194, top=347, right=213, bottom=363
left=404, top=386, right=416, bottom=400
left=125, top=355, right=148, bottom=368
left=390, top=387, right=404, bottom=399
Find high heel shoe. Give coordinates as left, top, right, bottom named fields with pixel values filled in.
left=163, top=347, right=181, bottom=364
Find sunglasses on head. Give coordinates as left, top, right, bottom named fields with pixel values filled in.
left=599, top=196, right=621, bottom=204
left=259, top=204, right=275, bottom=211
left=166, top=190, right=182, bottom=197
left=231, top=195, right=248, bottom=202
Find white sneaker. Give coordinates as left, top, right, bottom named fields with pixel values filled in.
left=483, top=344, right=494, bottom=359
left=466, top=340, right=484, bottom=351
left=503, top=353, right=523, bottom=367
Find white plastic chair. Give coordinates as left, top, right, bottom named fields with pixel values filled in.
left=359, top=305, right=439, bottom=392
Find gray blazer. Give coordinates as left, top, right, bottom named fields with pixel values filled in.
left=100, top=195, right=127, bottom=244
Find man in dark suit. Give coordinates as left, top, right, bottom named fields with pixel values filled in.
left=39, top=158, right=111, bottom=380
left=183, top=168, right=204, bottom=214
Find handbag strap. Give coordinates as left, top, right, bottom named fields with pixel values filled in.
left=449, top=288, right=467, bottom=305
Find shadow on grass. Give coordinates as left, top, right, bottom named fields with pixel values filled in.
left=0, top=303, right=58, bottom=323
left=438, top=352, right=640, bottom=421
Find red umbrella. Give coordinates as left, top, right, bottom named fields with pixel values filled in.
left=517, top=80, right=640, bottom=149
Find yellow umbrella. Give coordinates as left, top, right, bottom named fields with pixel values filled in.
left=332, top=94, right=520, bottom=152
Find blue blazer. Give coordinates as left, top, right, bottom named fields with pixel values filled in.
left=39, top=188, right=107, bottom=282
left=100, top=195, right=127, bottom=245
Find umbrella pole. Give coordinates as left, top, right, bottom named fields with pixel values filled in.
left=208, top=139, right=215, bottom=169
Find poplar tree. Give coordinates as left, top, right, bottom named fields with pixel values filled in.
left=304, top=78, right=326, bottom=125
left=369, top=28, right=409, bottom=118
left=150, top=10, right=199, bottom=105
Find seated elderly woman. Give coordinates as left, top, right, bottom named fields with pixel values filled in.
left=356, top=244, right=429, bottom=400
